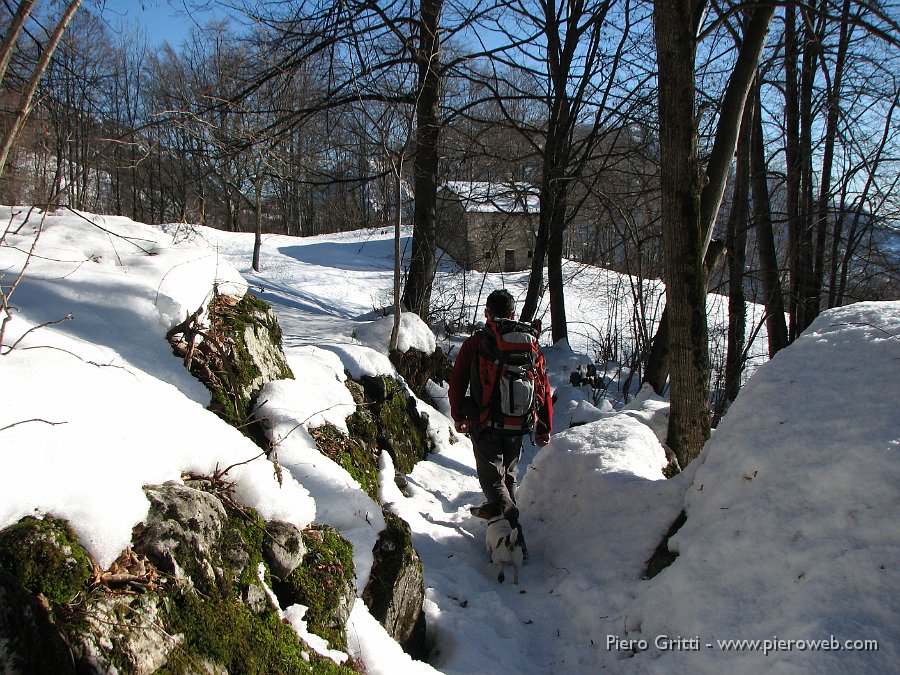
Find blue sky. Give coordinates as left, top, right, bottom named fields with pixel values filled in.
left=111, top=0, right=220, bottom=47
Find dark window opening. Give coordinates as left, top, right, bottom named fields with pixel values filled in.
left=504, top=249, right=516, bottom=272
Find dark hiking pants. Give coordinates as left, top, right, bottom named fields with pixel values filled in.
left=472, top=430, right=523, bottom=526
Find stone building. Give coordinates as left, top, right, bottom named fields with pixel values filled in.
left=436, top=181, right=539, bottom=273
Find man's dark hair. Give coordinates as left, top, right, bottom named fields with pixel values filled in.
left=486, top=289, right=515, bottom=318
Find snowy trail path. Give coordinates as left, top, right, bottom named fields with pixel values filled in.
left=209, top=229, right=684, bottom=674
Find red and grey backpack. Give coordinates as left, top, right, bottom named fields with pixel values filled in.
left=472, top=318, right=542, bottom=435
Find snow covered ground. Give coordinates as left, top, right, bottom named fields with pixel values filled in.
left=1, top=207, right=897, bottom=673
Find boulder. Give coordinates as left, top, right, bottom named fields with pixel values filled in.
left=0, top=514, right=92, bottom=605
left=134, top=481, right=232, bottom=590
left=168, top=292, right=293, bottom=437
left=263, top=520, right=307, bottom=580
left=272, top=525, right=356, bottom=651
left=389, top=347, right=451, bottom=404
left=363, top=510, right=428, bottom=659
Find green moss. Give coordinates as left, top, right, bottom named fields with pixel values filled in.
left=364, top=510, right=415, bottom=618
left=377, top=377, right=428, bottom=475
left=0, top=515, right=92, bottom=605
left=161, top=586, right=313, bottom=673
left=158, top=504, right=357, bottom=673
left=273, top=526, right=355, bottom=652
left=311, top=422, right=380, bottom=502
left=202, top=293, right=294, bottom=432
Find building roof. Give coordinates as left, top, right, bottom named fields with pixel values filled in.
left=440, top=181, right=539, bottom=214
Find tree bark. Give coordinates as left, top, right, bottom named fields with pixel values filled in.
left=796, top=3, right=821, bottom=335
left=698, top=4, right=778, bottom=254
left=253, top=178, right=262, bottom=272
left=812, top=0, right=852, bottom=311
left=402, top=0, right=443, bottom=319
left=0, top=0, right=83, bottom=177
left=653, top=0, right=711, bottom=467
left=644, top=239, right=726, bottom=396
left=749, top=87, right=789, bottom=357
left=722, top=97, right=753, bottom=418
left=0, top=0, right=35, bottom=86
left=784, top=4, right=804, bottom=340
left=644, top=1, right=775, bottom=394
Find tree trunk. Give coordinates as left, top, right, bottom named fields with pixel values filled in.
left=644, top=240, right=726, bottom=396
left=391, top=159, right=403, bottom=352
left=253, top=178, right=262, bottom=272
left=402, top=0, right=442, bottom=320
left=644, top=0, right=775, bottom=394
left=749, top=87, right=789, bottom=356
left=0, top=1, right=36, bottom=85
left=784, top=5, right=803, bottom=340
left=547, top=214, right=568, bottom=344
left=698, top=3, right=778, bottom=253
left=653, top=0, right=711, bottom=467
left=721, top=98, right=753, bottom=419
left=812, top=0, right=852, bottom=311
left=519, top=213, right=549, bottom=322
left=796, top=3, right=821, bottom=335
left=0, top=0, right=83, bottom=177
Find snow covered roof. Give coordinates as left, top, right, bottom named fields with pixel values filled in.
left=440, top=181, right=539, bottom=214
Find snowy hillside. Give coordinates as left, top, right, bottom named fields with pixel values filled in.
left=1, top=207, right=897, bottom=673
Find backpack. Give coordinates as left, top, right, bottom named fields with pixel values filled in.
left=472, top=318, right=542, bottom=435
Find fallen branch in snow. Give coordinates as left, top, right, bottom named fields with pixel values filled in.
left=0, top=418, right=67, bottom=432
left=1, top=313, right=72, bottom=355
left=63, top=207, right=156, bottom=255
left=1, top=208, right=49, bottom=349
left=166, top=306, right=204, bottom=368
left=831, top=321, right=900, bottom=341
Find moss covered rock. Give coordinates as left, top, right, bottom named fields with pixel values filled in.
left=272, top=525, right=356, bottom=652
left=169, top=292, right=294, bottom=437
left=363, top=510, right=427, bottom=659
left=341, top=374, right=432, bottom=486
left=64, top=589, right=177, bottom=673
left=134, top=482, right=232, bottom=592
left=389, top=346, right=452, bottom=404
left=348, top=374, right=431, bottom=476
left=0, top=569, right=75, bottom=673
left=310, top=421, right=380, bottom=502
left=263, top=520, right=307, bottom=580
left=125, top=482, right=358, bottom=673
left=376, top=376, right=431, bottom=475
left=0, top=515, right=92, bottom=605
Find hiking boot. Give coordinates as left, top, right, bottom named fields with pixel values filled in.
left=469, top=502, right=501, bottom=519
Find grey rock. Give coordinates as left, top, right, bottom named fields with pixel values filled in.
left=263, top=520, right=306, bottom=580
left=135, top=482, right=229, bottom=589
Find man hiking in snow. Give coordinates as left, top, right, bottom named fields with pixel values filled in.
left=448, top=289, right=553, bottom=536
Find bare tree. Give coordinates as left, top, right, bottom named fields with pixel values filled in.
left=0, top=0, right=83, bottom=177
left=652, top=0, right=776, bottom=467
left=402, top=0, right=443, bottom=318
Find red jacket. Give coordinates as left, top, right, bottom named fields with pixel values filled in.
left=448, top=323, right=553, bottom=435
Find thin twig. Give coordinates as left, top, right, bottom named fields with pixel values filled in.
left=0, top=418, right=67, bottom=432
left=831, top=321, right=900, bottom=341
left=63, top=207, right=156, bottom=255
left=1, top=313, right=72, bottom=355
left=1, top=209, right=49, bottom=348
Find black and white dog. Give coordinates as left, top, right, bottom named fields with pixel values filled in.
left=485, top=516, right=524, bottom=584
